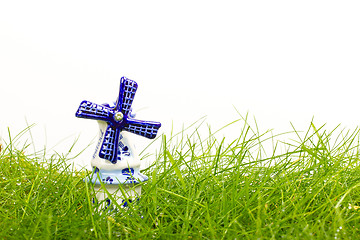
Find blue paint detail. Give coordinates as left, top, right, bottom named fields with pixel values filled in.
left=88, top=168, right=148, bottom=185
left=122, top=168, right=136, bottom=183
left=121, top=199, right=133, bottom=207
left=115, top=133, right=133, bottom=162
left=105, top=176, right=114, bottom=184
left=105, top=199, right=111, bottom=209
left=125, top=177, right=136, bottom=183
left=122, top=168, right=135, bottom=175
left=92, top=129, right=104, bottom=159
left=76, top=77, right=161, bottom=164
left=121, top=198, right=140, bottom=208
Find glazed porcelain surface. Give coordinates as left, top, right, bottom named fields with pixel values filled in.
left=75, top=77, right=161, bottom=186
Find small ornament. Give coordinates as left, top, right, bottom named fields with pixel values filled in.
left=76, top=77, right=161, bottom=209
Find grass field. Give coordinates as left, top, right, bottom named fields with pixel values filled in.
left=2, top=116, right=360, bottom=239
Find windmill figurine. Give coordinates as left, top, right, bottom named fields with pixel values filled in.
left=76, top=77, right=161, bottom=209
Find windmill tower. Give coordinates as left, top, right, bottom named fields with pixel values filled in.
left=76, top=77, right=161, bottom=208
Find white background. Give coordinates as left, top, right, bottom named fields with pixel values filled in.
left=1, top=1, right=359, bottom=168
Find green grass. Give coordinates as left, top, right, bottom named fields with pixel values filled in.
left=2, top=116, right=360, bottom=239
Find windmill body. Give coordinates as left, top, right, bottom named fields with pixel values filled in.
left=75, top=77, right=161, bottom=208
left=90, top=120, right=148, bottom=185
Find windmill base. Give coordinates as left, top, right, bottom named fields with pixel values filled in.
left=93, top=183, right=142, bottom=210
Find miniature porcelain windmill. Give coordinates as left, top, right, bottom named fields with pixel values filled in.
left=76, top=77, right=161, bottom=208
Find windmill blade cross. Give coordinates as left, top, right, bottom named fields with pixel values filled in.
left=75, top=77, right=161, bottom=164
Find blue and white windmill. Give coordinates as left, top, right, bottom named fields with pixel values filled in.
left=76, top=77, right=161, bottom=207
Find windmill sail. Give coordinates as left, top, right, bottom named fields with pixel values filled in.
left=124, top=119, right=161, bottom=139
left=76, top=101, right=110, bottom=121
left=115, top=77, right=138, bottom=116
left=99, top=125, right=120, bottom=163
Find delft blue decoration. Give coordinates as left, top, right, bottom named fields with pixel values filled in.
left=76, top=77, right=161, bottom=208
left=76, top=77, right=161, bottom=164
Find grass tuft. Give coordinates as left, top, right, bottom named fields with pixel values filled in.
left=2, top=117, right=360, bottom=239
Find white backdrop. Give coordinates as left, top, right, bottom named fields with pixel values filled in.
left=1, top=1, right=359, bottom=168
